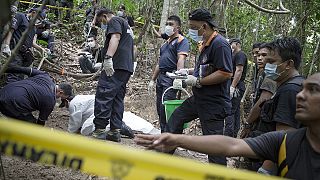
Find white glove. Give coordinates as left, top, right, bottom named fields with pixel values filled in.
left=230, top=86, right=235, bottom=98
left=42, top=30, right=49, bottom=38
left=148, top=80, right=155, bottom=95
left=185, top=75, right=197, bottom=86
left=230, top=86, right=240, bottom=98
left=103, top=57, right=114, bottom=76
left=175, top=68, right=189, bottom=76
left=172, top=79, right=183, bottom=90
left=1, top=44, right=11, bottom=57
left=234, top=88, right=240, bottom=98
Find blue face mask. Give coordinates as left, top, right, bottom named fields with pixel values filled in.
left=264, top=62, right=286, bottom=80
left=101, top=23, right=108, bottom=30
left=188, top=29, right=203, bottom=42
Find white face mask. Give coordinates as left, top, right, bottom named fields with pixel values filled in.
left=188, top=29, right=203, bottom=42
left=88, top=41, right=96, bottom=48
left=164, top=26, right=175, bottom=36
left=117, top=11, right=124, bottom=17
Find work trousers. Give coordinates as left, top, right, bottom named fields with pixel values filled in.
left=225, top=88, right=245, bottom=138
left=156, top=73, right=177, bottom=132
left=93, top=70, right=131, bottom=130
left=166, top=96, right=227, bottom=165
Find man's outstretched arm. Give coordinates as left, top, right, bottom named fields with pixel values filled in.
left=135, top=133, right=258, bottom=159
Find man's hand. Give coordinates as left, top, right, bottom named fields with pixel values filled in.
left=240, top=128, right=251, bottom=139
left=184, top=75, right=197, bottom=86
left=42, top=30, right=49, bottom=38
left=103, top=57, right=114, bottom=76
left=1, top=44, right=11, bottom=57
left=172, top=79, right=182, bottom=90
left=134, top=133, right=178, bottom=153
left=148, top=80, right=155, bottom=95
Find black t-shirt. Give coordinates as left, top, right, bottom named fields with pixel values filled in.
left=102, top=16, right=134, bottom=73
left=192, top=34, right=233, bottom=120
left=245, top=128, right=320, bottom=179
left=257, top=76, right=304, bottom=133
left=11, top=12, right=36, bottom=49
left=232, top=50, right=247, bottom=90
left=0, top=70, right=56, bottom=121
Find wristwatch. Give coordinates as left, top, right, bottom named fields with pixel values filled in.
left=244, top=122, right=253, bottom=129
left=105, top=55, right=113, bottom=59
left=196, top=77, right=202, bottom=88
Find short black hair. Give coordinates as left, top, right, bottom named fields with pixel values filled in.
left=167, top=15, right=181, bottom=26
left=87, top=35, right=96, bottom=40
left=119, top=5, right=126, bottom=11
left=96, top=7, right=113, bottom=17
left=259, top=43, right=269, bottom=50
left=229, top=38, right=241, bottom=45
left=252, top=42, right=263, bottom=49
left=58, top=83, right=73, bottom=97
left=265, top=37, right=302, bottom=69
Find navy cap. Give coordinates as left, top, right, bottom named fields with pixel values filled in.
left=29, top=8, right=46, bottom=19
left=189, top=8, right=218, bottom=28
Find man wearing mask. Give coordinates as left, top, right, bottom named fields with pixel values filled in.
left=0, top=66, right=73, bottom=126
left=148, top=15, right=189, bottom=132
left=78, top=35, right=101, bottom=73
left=91, top=8, right=134, bottom=142
left=165, top=8, right=233, bottom=165
left=1, top=8, right=46, bottom=83
left=248, top=37, right=305, bottom=175
left=117, top=5, right=135, bottom=28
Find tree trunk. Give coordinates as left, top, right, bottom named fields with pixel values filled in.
left=160, top=0, right=170, bottom=32
left=308, top=36, right=320, bottom=77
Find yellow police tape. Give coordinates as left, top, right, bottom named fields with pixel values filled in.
left=19, top=0, right=85, bottom=12
left=0, top=118, right=281, bottom=180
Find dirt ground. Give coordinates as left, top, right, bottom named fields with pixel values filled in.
left=0, top=61, right=210, bottom=179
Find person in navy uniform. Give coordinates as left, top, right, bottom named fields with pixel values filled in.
left=0, top=66, right=73, bottom=126
left=148, top=15, right=190, bottom=132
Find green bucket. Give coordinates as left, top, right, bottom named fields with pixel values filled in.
left=163, top=100, right=189, bottom=129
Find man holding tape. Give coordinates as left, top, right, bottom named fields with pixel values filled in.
left=135, top=72, right=320, bottom=179
left=0, top=66, right=73, bottom=126
left=91, top=8, right=134, bottom=142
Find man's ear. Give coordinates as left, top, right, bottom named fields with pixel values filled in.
left=287, top=59, right=295, bottom=69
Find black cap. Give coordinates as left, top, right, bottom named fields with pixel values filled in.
left=189, top=8, right=218, bottom=28
left=229, top=38, right=241, bottom=44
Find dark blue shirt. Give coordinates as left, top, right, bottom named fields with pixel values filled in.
left=192, top=34, right=233, bottom=120
left=102, top=16, right=134, bottom=73
left=159, top=35, right=190, bottom=72
left=0, top=70, right=56, bottom=121
left=11, top=12, right=36, bottom=49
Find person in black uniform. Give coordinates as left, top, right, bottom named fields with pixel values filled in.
left=1, top=8, right=46, bottom=83
left=91, top=8, right=134, bottom=142
left=0, top=66, right=73, bottom=126
left=83, top=0, right=98, bottom=38
left=165, top=8, right=233, bottom=165
left=225, top=38, right=248, bottom=138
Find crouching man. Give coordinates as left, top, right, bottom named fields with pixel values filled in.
left=0, top=67, right=73, bottom=126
